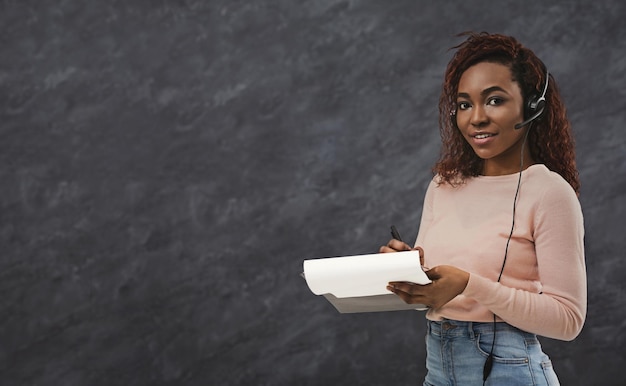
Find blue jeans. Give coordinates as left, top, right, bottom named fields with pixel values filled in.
left=424, top=320, right=560, bottom=386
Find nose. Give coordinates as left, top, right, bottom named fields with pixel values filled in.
left=470, top=105, right=489, bottom=127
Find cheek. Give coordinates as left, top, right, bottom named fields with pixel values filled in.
left=493, top=110, right=524, bottom=130
left=454, top=112, right=471, bottom=131
left=455, top=124, right=470, bottom=140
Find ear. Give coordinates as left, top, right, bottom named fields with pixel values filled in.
left=450, top=110, right=458, bottom=129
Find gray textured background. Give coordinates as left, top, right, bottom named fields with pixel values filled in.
left=2, top=1, right=625, bottom=385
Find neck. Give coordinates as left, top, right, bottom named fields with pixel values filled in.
left=482, top=152, right=535, bottom=176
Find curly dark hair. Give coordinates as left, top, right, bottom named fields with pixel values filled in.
left=434, top=32, right=580, bottom=194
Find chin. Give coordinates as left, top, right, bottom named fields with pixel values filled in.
left=471, top=149, right=496, bottom=160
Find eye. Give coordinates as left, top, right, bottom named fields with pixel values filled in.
left=457, top=101, right=471, bottom=110
left=487, top=96, right=504, bottom=106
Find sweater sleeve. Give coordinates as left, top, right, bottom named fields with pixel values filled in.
left=462, top=180, right=586, bottom=341
left=415, top=179, right=436, bottom=248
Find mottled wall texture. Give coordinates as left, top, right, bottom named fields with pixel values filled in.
left=2, top=1, right=625, bottom=385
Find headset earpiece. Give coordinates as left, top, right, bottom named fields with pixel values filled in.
left=524, top=91, right=546, bottom=122
left=515, top=70, right=550, bottom=130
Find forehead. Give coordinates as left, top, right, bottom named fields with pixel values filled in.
left=458, top=61, right=521, bottom=94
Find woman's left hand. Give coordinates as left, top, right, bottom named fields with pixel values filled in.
left=387, top=265, right=470, bottom=309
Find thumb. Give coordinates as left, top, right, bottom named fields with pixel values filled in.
left=412, top=246, right=425, bottom=266
left=425, top=265, right=442, bottom=280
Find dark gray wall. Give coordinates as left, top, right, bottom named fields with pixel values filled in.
left=2, top=1, right=624, bottom=385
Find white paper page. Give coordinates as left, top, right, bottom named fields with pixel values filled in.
left=303, top=250, right=431, bottom=298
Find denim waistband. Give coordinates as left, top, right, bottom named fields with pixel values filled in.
left=427, top=319, right=535, bottom=338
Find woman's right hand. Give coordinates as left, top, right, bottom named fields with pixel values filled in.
left=379, top=239, right=412, bottom=253
left=379, top=240, right=425, bottom=267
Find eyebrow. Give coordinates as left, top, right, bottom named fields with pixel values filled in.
left=457, top=86, right=509, bottom=99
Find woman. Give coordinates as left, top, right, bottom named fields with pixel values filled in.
left=380, top=33, right=586, bottom=385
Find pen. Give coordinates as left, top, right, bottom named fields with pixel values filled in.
left=390, top=225, right=403, bottom=242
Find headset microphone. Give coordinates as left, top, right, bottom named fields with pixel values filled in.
left=514, top=70, right=550, bottom=130
left=514, top=106, right=545, bottom=129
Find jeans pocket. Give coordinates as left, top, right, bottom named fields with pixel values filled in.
left=475, top=332, right=530, bottom=364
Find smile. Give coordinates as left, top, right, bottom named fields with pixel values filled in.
left=474, top=133, right=495, bottom=139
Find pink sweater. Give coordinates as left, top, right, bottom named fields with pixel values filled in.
left=415, top=164, right=586, bottom=341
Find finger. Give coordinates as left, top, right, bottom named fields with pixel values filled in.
left=388, top=281, right=424, bottom=295
left=379, top=239, right=411, bottom=253
left=387, top=239, right=412, bottom=251
left=387, top=285, right=428, bottom=305
left=379, top=245, right=397, bottom=253
left=425, top=266, right=441, bottom=280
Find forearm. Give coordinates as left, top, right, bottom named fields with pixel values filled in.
left=463, top=274, right=586, bottom=340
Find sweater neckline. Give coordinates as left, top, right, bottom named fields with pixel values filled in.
left=474, top=164, right=547, bottom=181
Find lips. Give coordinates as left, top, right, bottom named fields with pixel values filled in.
left=470, top=132, right=497, bottom=145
